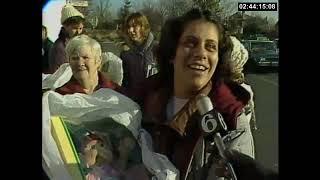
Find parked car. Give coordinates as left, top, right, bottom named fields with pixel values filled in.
left=242, top=39, right=279, bottom=73
left=274, top=38, right=279, bottom=51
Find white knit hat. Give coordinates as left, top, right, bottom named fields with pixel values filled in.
left=229, top=36, right=249, bottom=73
left=61, top=4, right=84, bottom=25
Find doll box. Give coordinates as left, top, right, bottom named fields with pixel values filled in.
left=51, top=116, right=85, bottom=180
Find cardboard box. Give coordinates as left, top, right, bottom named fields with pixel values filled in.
left=51, top=116, right=86, bottom=180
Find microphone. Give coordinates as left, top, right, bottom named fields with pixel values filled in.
left=196, top=94, right=227, bottom=135
left=196, top=94, right=237, bottom=180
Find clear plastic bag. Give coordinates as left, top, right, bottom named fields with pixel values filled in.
left=42, top=89, right=179, bottom=180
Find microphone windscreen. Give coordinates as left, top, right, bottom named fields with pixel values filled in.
left=196, top=94, right=213, bottom=115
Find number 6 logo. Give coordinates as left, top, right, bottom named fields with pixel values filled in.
left=201, top=114, right=217, bottom=133
left=217, top=112, right=227, bottom=131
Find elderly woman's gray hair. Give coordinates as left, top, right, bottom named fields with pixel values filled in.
left=65, top=34, right=102, bottom=61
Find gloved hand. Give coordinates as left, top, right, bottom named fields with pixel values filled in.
left=216, top=149, right=278, bottom=180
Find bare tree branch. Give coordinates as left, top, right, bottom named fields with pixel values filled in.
left=220, top=0, right=238, bottom=19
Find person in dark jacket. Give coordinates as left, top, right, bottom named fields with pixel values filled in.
left=48, top=4, right=85, bottom=74
left=120, top=12, right=159, bottom=91
left=42, top=25, right=53, bottom=73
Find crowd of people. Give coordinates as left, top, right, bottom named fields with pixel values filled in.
left=42, top=4, right=278, bottom=180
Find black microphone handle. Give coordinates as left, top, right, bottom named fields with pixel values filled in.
left=214, top=133, right=237, bottom=180
left=196, top=94, right=237, bottom=180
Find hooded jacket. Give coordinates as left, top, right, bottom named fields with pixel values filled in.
left=120, top=32, right=159, bottom=90
left=130, top=74, right=255, bottom=180
left=48, top=27, right=69, bottom=74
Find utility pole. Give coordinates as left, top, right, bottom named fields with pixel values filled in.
left=240, top=11, right=245, bottom=37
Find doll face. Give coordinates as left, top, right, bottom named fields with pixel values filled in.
left=95, top=140, right=113, bottom=165
left=83, top=134, right=114, bottom=166
left=83, top=139, right=98, bottom=167
left=118, top=136, right=136, bottom=157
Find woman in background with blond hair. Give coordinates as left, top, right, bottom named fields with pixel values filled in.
left=120, top=12, right=159, bottom=91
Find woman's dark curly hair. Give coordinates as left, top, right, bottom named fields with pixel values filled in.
left=156, top=8, right=233, bottom=89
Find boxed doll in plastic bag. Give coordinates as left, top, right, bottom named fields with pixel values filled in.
left=52, top=116, right=150, bottom=180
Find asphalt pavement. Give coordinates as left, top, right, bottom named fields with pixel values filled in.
left=246, top=73, right=278, bottom=172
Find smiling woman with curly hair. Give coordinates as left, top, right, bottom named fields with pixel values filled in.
left=128, top=8, right=256, bottom=180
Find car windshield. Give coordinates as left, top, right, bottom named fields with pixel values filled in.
left=251, top=41, right=277, bottom=51
left=242, top=41, right=250, bottom=49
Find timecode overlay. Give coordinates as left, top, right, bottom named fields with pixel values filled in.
left=238, top=2, right=278, bottom=11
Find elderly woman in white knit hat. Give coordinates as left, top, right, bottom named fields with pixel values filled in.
left=48, top=4, right=85, bottom=74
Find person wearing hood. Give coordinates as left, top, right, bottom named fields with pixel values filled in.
left=120, top=12, right=159, bottom=91
left=48, top=4, right=85, bottom=74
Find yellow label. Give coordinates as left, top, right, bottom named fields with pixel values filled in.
left=51, top=116, right=85, bottom=180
